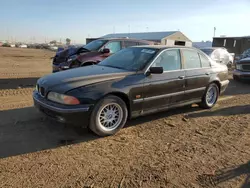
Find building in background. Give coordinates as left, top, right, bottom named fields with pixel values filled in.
left=86, top=31, right=192, bottom=46
left=213, top=36, right=250, bottom=55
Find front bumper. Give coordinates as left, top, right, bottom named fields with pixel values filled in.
left=233, top=69, right=250, bottom=79
left=33, top=91, right=92, bottom=127
left=220, top=80, right=230, bottom=94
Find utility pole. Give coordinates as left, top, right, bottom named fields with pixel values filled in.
left=113, top=26, right=115, bottom=34
left=213, top=27, right=216, bottom=37
left=128, top=25, right=130, bottom=38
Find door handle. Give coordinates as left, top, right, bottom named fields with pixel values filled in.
left=205, top=72, right=210, bottom=75
left=178, top=76, right=185, bottom=79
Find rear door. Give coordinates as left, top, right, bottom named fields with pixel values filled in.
left=142, top=49, right=185, bottom=111
left=181, top=49, right=211, bottom=101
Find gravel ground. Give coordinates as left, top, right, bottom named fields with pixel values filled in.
left=0, top=47, right=249, bottom=188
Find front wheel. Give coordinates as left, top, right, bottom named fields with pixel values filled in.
left=233, top=75, right=240, bottom=81
left=89, top=95, right=128, bottom=136
left=199, top=83, right=219, bottom=109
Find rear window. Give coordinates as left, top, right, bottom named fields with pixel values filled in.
left=200, top=49, right=214, bottom=55
left=199, top=53, right=211, bottom=67
left=182, top=50, right=201, bottom=69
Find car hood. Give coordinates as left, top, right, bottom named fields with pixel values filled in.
left=37, top=65, right=134, bottom=94
left=238, top=57, right=250, bottom=64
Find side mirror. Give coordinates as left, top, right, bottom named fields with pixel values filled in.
left=102, top=48, right=110, bottom=54
left=147, top=67, right=163, bottom=75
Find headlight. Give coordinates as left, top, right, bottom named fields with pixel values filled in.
left=236, top=64, right=242, bottom=70
left=61, top=66, right=69, bottom=69
left=47, top=92, right=80, bottom=105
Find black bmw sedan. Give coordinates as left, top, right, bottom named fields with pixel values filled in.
left=33, top=45, right=229, bottom=136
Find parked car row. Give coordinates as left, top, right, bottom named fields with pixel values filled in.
left=34, top=45, right=229, bottom=136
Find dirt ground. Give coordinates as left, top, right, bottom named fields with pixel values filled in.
left=0, top=47, right=249, bottom=188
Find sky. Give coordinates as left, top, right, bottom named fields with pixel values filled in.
left=0, top=0, right=250, bottom=44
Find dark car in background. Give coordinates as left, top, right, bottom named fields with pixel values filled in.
left=235, top=48, right=250, bottom=63
left=233, top=57, right=250, bottom=80
left=52, top=38, right=153, bottom=72
left=200, top=47, right=233, bottom=68
left=34, top=45, right=229, bottom=136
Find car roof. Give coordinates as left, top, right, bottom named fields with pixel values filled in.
left=200, top=47, right=226, bottom=50
left=132, top=45, right=198, bottom=50
left=99, top=38, right=153, bottom=44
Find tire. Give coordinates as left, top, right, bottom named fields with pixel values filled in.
left=199, top=83, right=219, bottom=109
left=81, top=62, right=94, bottom=67
left=233, top=75, right=239, bottom=81
left=89, top=95, right=128, bottom=136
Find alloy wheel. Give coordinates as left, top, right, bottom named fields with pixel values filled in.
left=97, top=103, right=123, bottom=131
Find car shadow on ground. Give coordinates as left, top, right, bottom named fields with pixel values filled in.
left=188, top=105, right=250, bottom=118
left=0, top=105, right=201, bottom=159
left=224, top=78, right=250, bottom=96
left=0, top=106, right=99, bottom=158
left=0, top=77, right=39, bottom=89
left=196, top=161, right=250, bottom=188
left=125, top=105, right=201, bottom=127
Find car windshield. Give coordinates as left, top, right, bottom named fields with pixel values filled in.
left=200, top=49, right=214, bottom=55
left=84, top=40, right=108, bottom=51
left=98, top=47, right=158, bottom=71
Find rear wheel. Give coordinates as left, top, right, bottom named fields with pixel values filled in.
left=199, top=83, right=219, bottom=109
left=89, top=95, right=128, bottom=136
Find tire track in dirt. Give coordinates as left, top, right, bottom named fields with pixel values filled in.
left=0, top=72, right=49, bottom=79
left=0, top=88, right=34, bottom=97
left=0, top=102, right=34, bottom=111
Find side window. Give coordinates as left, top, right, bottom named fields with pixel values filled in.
left=124, top=41, right=138, bottom=48
left=152, top=49, right=181, bottom=71
left=182, top=50, right=201, bottom=69
left=199, top=53, right=211, bottom=67
left=105, top=41, right=121, bottom=53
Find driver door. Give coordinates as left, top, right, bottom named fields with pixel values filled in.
left=142, top=49, right=185, bottom=112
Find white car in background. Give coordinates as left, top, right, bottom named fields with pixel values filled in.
left=20, top=44, right=27, bottom=48
left=200, top=47, right=233, bottom=68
